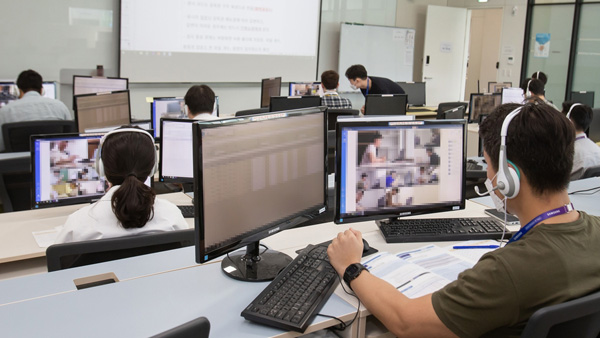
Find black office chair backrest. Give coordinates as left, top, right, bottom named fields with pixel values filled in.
left=2, top=120, right=76, bottom=152
left=441, top=106, right=466, bottom=120
left=46, top=229, right=195, bottom=271
left=327, top=108, right=359, bottom=131
left=436, top=102, right=468, bottom=120
left=151, top=316, right=210, bottom=338
left=588, top=108, right=600, bottom=143
left=581, top=165, right=600, bottom=179
left=521, top=290, right=600, bottom=338
left=235, top=107, right=269, bottom=117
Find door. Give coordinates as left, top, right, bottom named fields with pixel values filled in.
left=422, top=5, right=470, bottom=107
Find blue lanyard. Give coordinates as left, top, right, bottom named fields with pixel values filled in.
left=507, top=203, right=574, bottom=244
left=366, top=78, right=370, bottom=96
left=576, top=135, right=586, bottom=141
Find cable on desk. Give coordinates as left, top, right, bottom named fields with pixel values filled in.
left=315, top=257, right=362, bottom=336
left=569, top=186, right=600, bottom=195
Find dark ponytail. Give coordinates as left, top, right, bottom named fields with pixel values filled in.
left=101, top=129, right=157, bottom=229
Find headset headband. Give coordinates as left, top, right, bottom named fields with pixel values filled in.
left=497, top=106, right=523, bottom=199
left=566, top=103, right=582, bottom=119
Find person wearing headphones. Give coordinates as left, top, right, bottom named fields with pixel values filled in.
left=531, top=71, right=548, bottom=86
left=184, top=84, right=218, bottom=121
left=520, top=78, right=559, bottom=111
left=345, top=64, right=405, bottom=113
left=0, top=69, right=71, bottom=152
left=55, top=127, right=187, bottom=243
left=327, top=102, right=600, bottom=337
left=563, top=102, right=600, bottom=180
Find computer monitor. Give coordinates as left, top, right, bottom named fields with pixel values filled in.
left=31, top=133, right=105, bottom=209
left=193, top=107, right=327, bottom=281
left=31, top=133, right=152, bottom=209
left=588, top=108, right=600, bottom=143
left=151, top=96, right=219, bottom=139
left=269, top=95, right=322, bottom=112
left=570, top=91, right=595, bottom=107
left=42, top=82, right=57, bottom=99
left=397, top=82, right=426, bottom=106
left=469, top=93, right=501, bottom=123
left=260, top=77, right=282, bottom=108
left=0, top=82, right=18, bottom=108
left=501, top=87, right=524, bottom=104
left=334, top=118, right=466, bottom=224
left=440, top=106, right=466, bottom=120
left=488, top=82, right=512, bottom=93
left=73, top=75, right=129, bottom=96
left=364, top=94, right=408, bottom=115
left=289, top=82, right=323, bottom=96
left=74, top=90, right=131, bottom=133
left=159, top=118, right=195, bottom=184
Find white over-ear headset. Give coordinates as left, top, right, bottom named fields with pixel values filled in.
left=497, top=106, right=523, bottom=199
left=525, top=79, right=532, bottom=98
left=566, top=103, right=582, bottom=119
left=96, top=128, right=157, bottom=179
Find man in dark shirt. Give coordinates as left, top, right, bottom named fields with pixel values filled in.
left=345, top=64, right=405, bottom=113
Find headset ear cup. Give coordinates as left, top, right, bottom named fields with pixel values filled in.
left=499, top=166, right=520, bottom=199
left=96, top=158, right=104, bottom=178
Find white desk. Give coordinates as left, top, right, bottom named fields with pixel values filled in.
left=0, top=192, right=194, bottom=281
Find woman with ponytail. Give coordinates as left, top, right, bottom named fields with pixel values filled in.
left=55, top=127, right=187, bottom=243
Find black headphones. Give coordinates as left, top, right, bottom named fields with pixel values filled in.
left=496, top=106, right=523, bottom=199
left=96, top=128, right=158, bottom=179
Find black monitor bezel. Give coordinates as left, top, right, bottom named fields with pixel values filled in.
left=30, top=132, right=106, bottom=209
left=364, top=94, right=408, bottom=115
left=468, top=93, right=501, bottom=123
left=570, top=91, right=595, bottom=107
left=269, top=95, right=323, bottom=112
left=260, top=77, right=282, bottom=108
left=333, top=118, right=467, bottom=225
left=193, top=107, right=328, bottom=264
left=159, top=117, right=196, bottom=184
left=396, top=82, right=426, bottom=107
left=73, top=90, right=132, bottom=133
left=150, top=96, right=183, bottom=140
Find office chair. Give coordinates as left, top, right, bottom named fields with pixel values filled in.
left=436, top=102, right=468, bottom=120
left=151, top=316, right=211, bottom=338
left=235, top=107, right=269, bottom=117
left=581, top=165, right=600, bottom=179
left=520, top=290, right=600, bottom=338
left=442, top=106, right=466, bottom=120
left=2, top=120, right=76, bottom=152
left=46, top=229, right=195, bottom=271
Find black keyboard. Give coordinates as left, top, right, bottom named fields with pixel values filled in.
left=176, top=205, right=194, bottom=218
left=378, top=217, right=509, bottom=243
left=241, top=244, right=339, bottom=332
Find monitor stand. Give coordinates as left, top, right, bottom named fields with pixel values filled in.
left=221, top=242, right=292, bottom=282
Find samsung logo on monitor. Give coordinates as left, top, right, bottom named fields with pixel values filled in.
left=268, top=227, right=281, bottom=235
left=398, top=211, right=411, bottom=217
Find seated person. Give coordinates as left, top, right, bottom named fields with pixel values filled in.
left=385, top=171, right=398, bottom=187
left=521, top=78, right=559, bottom=111
left=361, top=133, right=386, bottom=165
left=357, top=173, right=369, bottom=190
left=0, top=69, right=71, bottom=152
left=55, top=127, right=187, bottom=243
left=327, top=102, right=600, bottom=337
left=416, top=166, right=428, bottom=184
left=184, top=84, right=218, bottom=121
left=426, top=147, right=440, bottom=166
left=320, top=70, right=352, bottom=109
left=563, top=102, right=600, bottom=180
left=385, top=188, right=402, bottom=207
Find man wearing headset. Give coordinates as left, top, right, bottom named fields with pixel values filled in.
left=0, top=69, right=71, bottom=152
left=327, top=101, right=600, bottom=337
left=520, top=77, right=559, bottom=111
left=564, top=102, right=600, bottom=180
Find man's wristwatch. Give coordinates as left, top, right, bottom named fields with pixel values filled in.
left=343, top=263, right=368, bottom=290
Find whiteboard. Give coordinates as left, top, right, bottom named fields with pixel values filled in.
left=338, top=23, right=415, bottom=93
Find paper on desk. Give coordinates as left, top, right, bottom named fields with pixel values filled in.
left=445, top=240, right=501, bottom=264
left=362, top=245, right=477, bottom=299
left=32, top=226, right=63, bottom=248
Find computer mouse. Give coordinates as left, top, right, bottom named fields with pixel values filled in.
left=362, top=238, right=370, bottom=253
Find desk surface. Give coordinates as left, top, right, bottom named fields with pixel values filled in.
left=0, top=200, right=494, bottom=337
left=0, top=192, right=194, bottom=279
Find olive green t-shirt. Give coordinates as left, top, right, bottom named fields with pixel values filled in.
left=432, top=211, right=600, bottom=338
